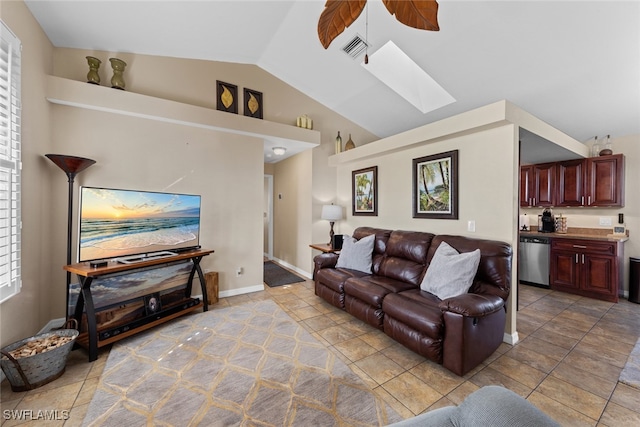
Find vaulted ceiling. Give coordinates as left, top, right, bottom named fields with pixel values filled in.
left=25, top=1, right=640, bottom=153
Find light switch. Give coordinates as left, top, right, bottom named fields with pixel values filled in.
left=468, top=220, right=476, bottom=232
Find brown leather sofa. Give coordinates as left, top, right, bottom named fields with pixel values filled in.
left=313, top=227, right=512, bottom=376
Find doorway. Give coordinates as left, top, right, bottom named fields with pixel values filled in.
left=264, top=174, right=273, bottom=260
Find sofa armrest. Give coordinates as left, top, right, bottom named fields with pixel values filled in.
left=313, top=253, right=339, bottom=279
left=314, top=253, right=339, bottom=269
left=438, top=293, right=504, bottom=318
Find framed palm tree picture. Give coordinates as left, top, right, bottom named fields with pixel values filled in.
left=352, top=166, right=377, bottom=216
left=413, top=150, right=458, bottom=219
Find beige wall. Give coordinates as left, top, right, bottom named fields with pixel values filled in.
left=521, top=133, right=640, bottom=293
left=53, top=47, right=377, bottom=278
left=53, top=47, right=378, bottom=275
left=48, top=105, right=265, bottom=306
left=336, top=125, right=518, bottom=239
left=0, top=1, right=55, bottom=346
left=334, top=124, right=520, bottom=337
left=1, top=2, right=376, bottom=344
left=273, top=150, right=313, bottom=268
left=4, top=0, right=636, bottom=349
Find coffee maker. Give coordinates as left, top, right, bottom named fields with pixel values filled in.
left=539, top=208, right=555, bottom=233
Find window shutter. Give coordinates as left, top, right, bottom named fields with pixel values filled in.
left=0, top=20, right=22, bottom=303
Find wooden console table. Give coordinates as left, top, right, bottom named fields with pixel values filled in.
left=64, top=248, right=214, bottom=361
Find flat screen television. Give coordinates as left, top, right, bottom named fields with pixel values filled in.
left=78, top=186, right=201, bottom=263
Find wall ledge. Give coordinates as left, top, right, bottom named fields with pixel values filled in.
left=329, top=101, right=511, bottom=166
left=328, top=100, right=586, bottom=166
left=45, top=75, right=320, bottom=150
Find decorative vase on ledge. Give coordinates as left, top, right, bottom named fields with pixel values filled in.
left=335, top=131, right=342, bottom=154
left=109, top=58, right=127, bottom=90
left=344, top=134, right=356, bottom=151
left=85, top=56, right=101, bottom=85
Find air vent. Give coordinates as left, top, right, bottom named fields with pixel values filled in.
left=342, top=34, right=369, bottom=59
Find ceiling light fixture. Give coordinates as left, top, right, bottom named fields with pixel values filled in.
left=272, top=147, right=287, bottom=155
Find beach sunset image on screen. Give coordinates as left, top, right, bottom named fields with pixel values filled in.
left=78, top=187, right=201, bottom=262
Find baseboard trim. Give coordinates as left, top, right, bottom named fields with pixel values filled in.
left=192, top=283, right=266, bottom=301
left=503, top=331, right=520, bottom=345
left=270, top=257, right=312, bottom=280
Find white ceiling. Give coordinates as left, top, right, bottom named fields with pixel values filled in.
left=25, top=1, right=640, bottom=163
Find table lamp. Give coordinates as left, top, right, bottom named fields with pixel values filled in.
left=321, top=204, right=343, bottom=247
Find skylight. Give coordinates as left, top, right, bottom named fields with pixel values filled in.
left=362, top=41, right=455, bottom=114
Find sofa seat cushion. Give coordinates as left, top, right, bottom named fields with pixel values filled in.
left=382, top=289, right=444, bottom=339
left=343, top=276, right=417, bottom=308
left=316, top=268, right=371, bottom=293
left=383, top=289, right=445, bottom=362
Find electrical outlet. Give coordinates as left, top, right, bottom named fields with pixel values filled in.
left=599, top=217, right=612, bottom=226
left=467, top=220, right=476, bottom=232
left=236, top=267, right=243, bottom=277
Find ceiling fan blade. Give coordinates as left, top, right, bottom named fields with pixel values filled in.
left=383, top=0, right=439, bottom=31
left=318, top=0, right=367, bottom=49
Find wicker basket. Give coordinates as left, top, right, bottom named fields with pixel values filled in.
left=1, top=322, right=79, bottom=392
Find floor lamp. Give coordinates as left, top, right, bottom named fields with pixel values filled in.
left=45, top=154, right=96, bottom=319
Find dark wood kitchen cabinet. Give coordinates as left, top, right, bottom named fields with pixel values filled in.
left=556, top=154, right=625, bottom=207
left=520, top=162, right=556, bottom=207
left=556, top=159, right=585, bottom=207
left=586, top=155, right=625, bottom=206
left=550, top=238, right=623, bottom=302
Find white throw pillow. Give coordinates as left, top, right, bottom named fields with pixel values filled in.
left=335, top=234, right=375, bottom=273
left=420, top=241, right=481, bottom=300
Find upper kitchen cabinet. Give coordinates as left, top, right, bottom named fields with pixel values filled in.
left=556, top=154, right=625, bottom=207
left=586, top=154, right=625, bottom=207
left=520, top=162, right=556, bottom=207
left=524, top=154, right=625, bottom=208
left=556, top=159, right=586, bottom=206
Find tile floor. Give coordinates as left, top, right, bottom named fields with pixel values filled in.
left=1, top=276, right=639, bottom=426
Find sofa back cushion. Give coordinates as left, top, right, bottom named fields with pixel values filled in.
left=353, top=227, right=392, bottom=274
left=378, top=230, right=435, bottom=286
left=427, top=235, right=512, bottom=302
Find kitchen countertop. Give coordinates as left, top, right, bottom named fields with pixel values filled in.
left=520, top=227, right=629, bottom=243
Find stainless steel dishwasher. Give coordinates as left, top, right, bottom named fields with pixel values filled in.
left=519, top=235, right=550, bottom=288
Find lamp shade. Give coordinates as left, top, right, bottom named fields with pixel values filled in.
left=321, top=204, right=343, bottom=221
left=45, top=154, right=96, bottom=176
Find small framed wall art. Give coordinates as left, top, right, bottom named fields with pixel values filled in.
left=244, top=88, right=263, bottom=119
left=216, top=80, right=238, bottom=114
left=352, top=166, right=378, bottom=216
left=413, top=150, right=458, bottom=219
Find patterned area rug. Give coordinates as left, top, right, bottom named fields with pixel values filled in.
left=82, top=299, right=401, bottom=426
left=619, top=337, right=640, bottom=389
